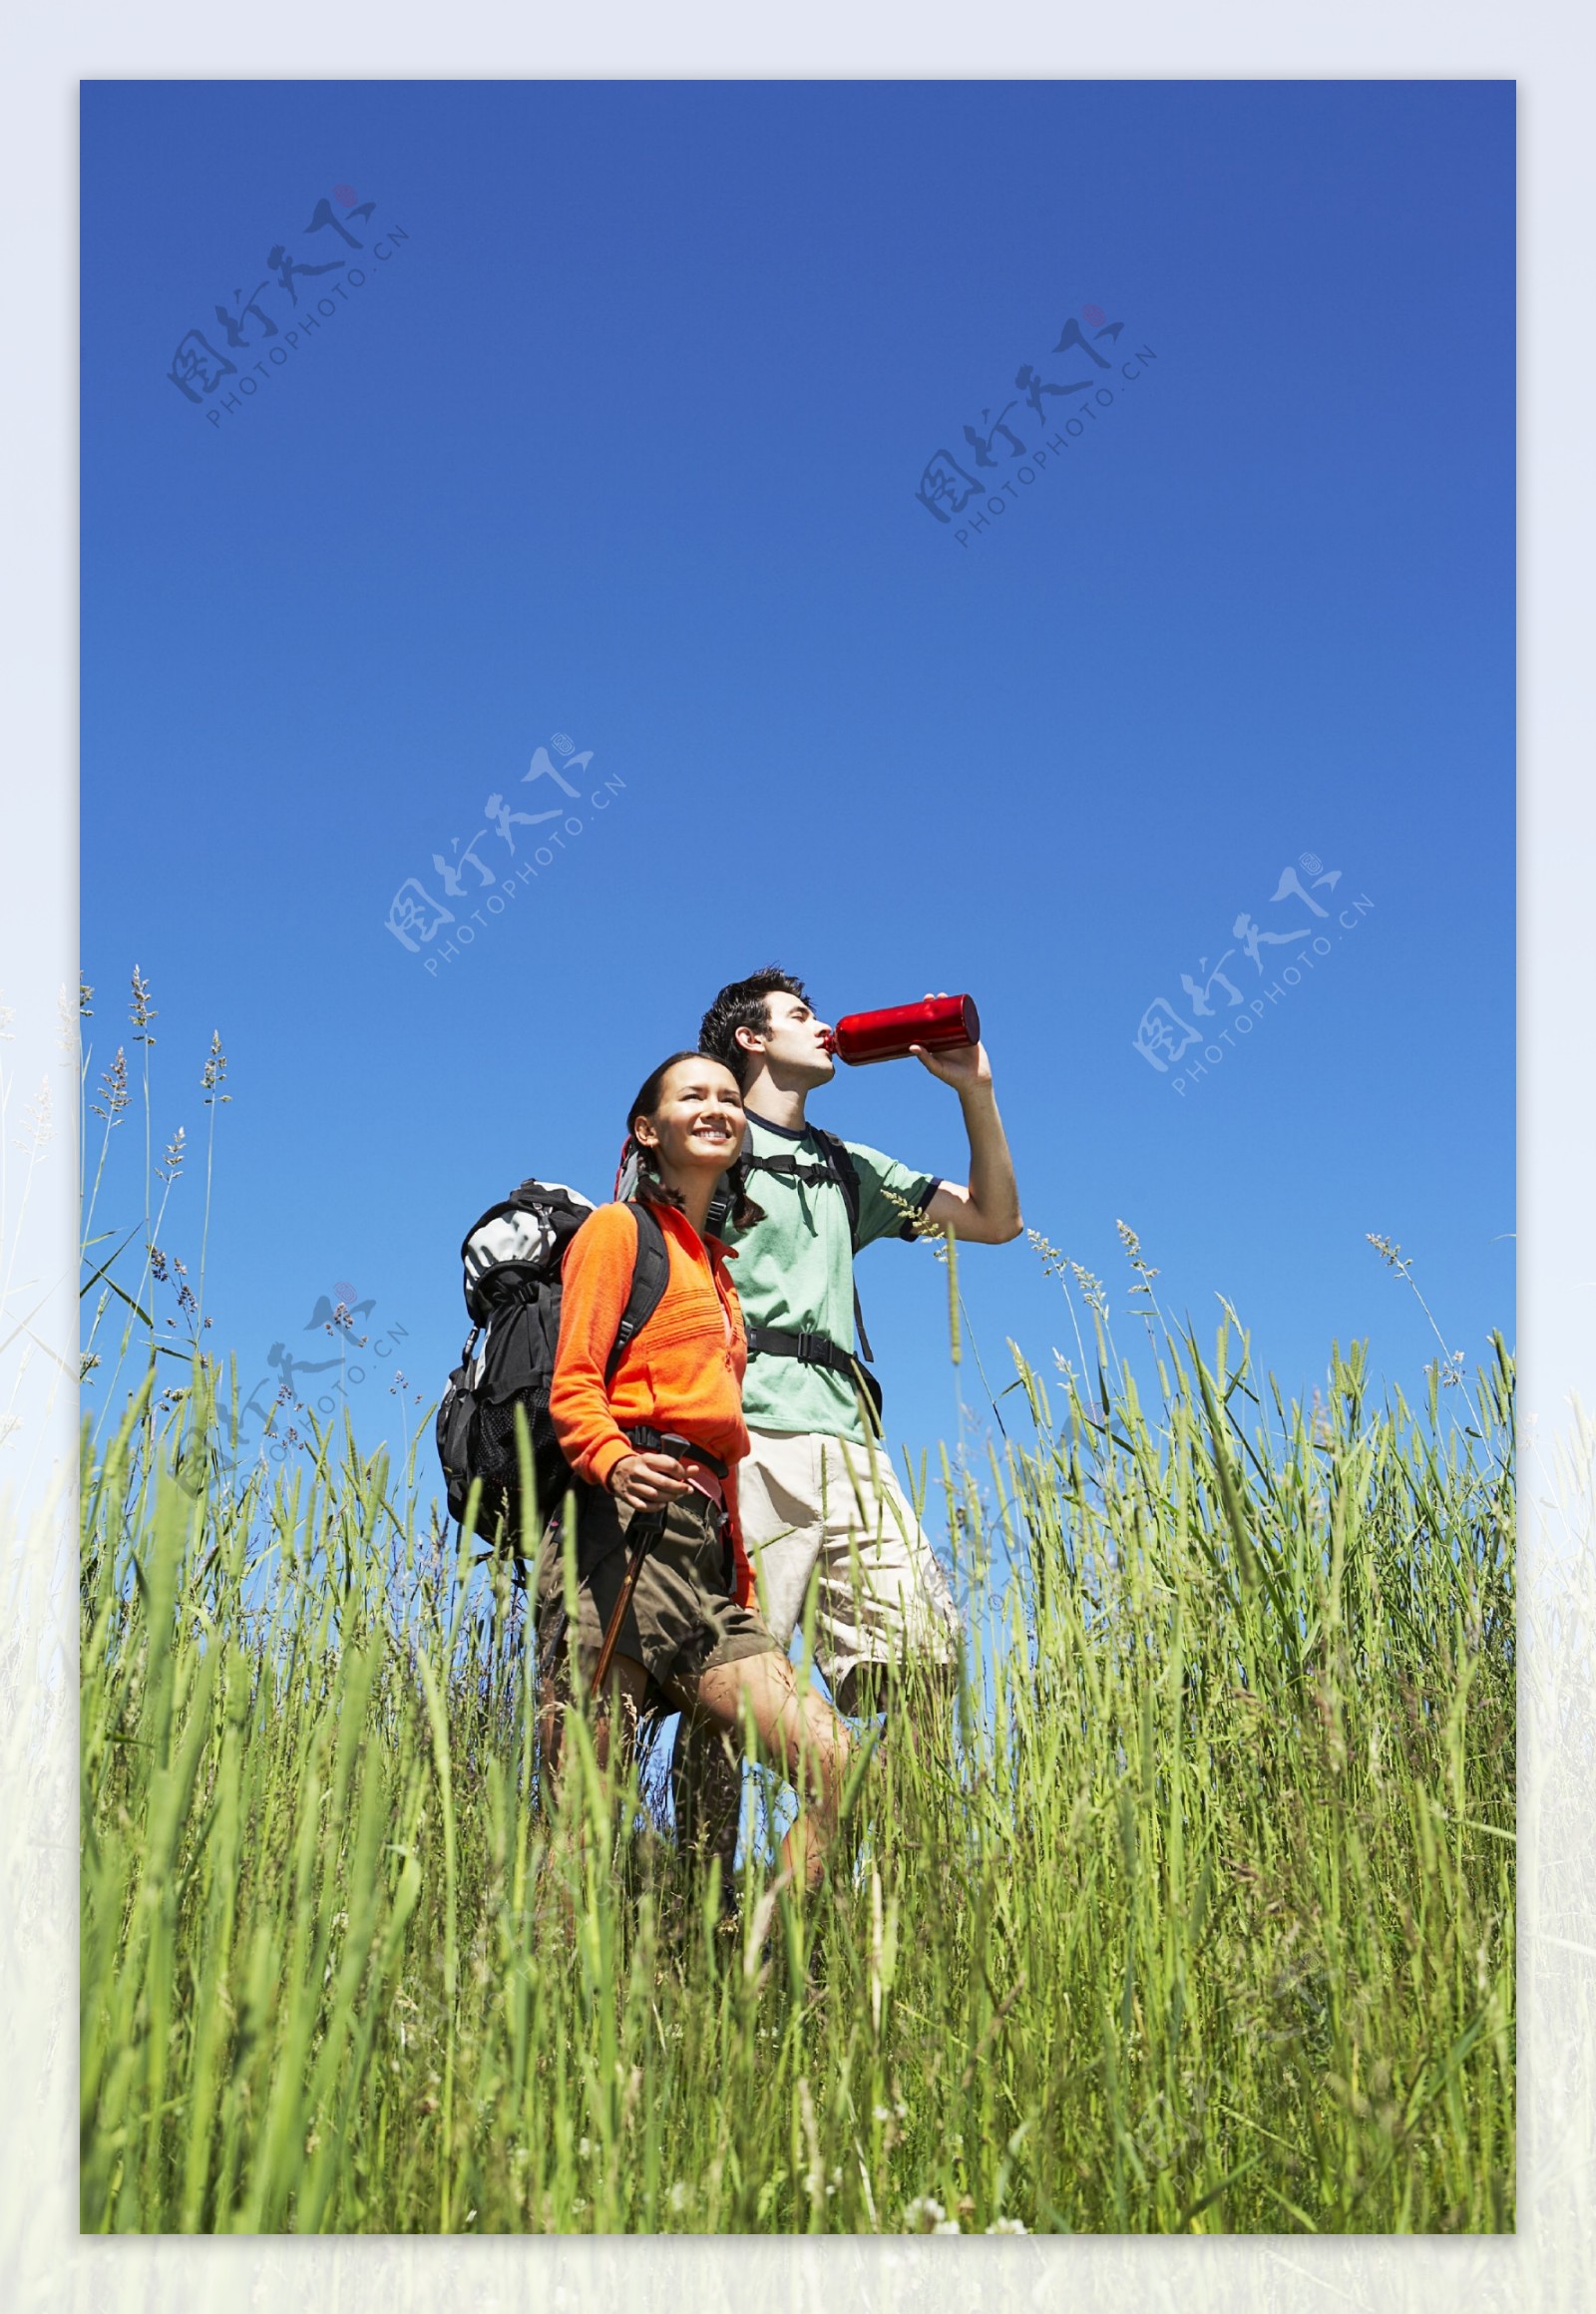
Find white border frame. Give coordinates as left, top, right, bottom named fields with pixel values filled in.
left=4, top=9, right=1590, bottom=2307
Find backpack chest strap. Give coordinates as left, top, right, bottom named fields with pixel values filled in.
left=744, top=1151, right=837, bottom=1191
left=745, top=1325, right=884, bottom=1426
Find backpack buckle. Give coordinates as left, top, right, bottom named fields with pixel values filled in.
left=795, top=1331, right=824, bottom=1365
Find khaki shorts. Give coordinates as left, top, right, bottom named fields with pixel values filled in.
left=534, top=1483, right=777, bottom=1706
left=739, top=1426, right=960, bottom=1707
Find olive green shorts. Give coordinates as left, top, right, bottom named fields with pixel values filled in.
left=535, top=1483, right=778, bottom=1706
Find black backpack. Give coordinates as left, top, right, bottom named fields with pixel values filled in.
left=435, top=1181, right=669, bottom=1556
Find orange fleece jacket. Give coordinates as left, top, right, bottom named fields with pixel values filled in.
left=549, top=1199, right=754, bottom=1606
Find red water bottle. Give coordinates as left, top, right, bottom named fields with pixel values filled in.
left=827, top=993, right=982, bottom=1066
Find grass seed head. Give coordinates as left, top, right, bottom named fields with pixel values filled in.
left=130, top=964, right=157, bottom=1044
left=92, top=1046, right=129, bottom=1123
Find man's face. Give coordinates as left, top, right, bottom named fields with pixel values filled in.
left=739, top=989, right=836, bottom=1087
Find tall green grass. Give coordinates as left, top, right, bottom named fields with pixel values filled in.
left=79, top=1289, right=1514, bottom=2234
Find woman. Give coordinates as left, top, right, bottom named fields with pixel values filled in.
left=535, top=1050, right=851, bottom=1897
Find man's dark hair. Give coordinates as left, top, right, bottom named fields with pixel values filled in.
left=699, top=966, right=810, bottom=1089
left=693, top=966, right=809, bottom=1092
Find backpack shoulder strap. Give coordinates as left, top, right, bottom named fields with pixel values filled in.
left=807, top=1128, right=877, bottom=1366
left=602, top=1201, right=671, bottom=1385
left=739, top=1125, right=878, bottom=1364
left=810, top=1128, right=862, bottom=1250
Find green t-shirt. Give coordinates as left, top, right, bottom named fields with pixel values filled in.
left=720, top=1110, right=941, bottom=1444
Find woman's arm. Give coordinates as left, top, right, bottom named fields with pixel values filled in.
left=550, top=1204, right=691, bottom=1509
left=549, top=1206, right=649, bottom=1493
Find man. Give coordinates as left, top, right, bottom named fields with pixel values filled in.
left=672, top=966, right=1022, bottom=1869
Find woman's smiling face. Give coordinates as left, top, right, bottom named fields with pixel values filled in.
left=632, top=1057, right=747, bottom=1180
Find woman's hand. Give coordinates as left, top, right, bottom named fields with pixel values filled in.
left=607, top=1451, right=689, bottom=1513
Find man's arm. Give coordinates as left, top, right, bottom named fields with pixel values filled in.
left=912, top=1027, right=1023, bottom=1245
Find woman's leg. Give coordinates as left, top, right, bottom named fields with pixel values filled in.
left=540, top=1648, right=652, bottom=1788
left=534, top=1650, right=652, bottom=1941
left=683, top=1651, right=852, bottom=1894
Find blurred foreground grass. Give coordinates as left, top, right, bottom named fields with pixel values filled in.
left=79, top=1295, right=1514, bottom=2235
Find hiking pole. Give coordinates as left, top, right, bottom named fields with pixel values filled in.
left=592, top=1502, right=666, bottom=1696
left=591, top=1433, right=715, bottom=1695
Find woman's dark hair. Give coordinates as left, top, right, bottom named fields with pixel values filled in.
left=623, top=1051, right=765, bottom=1231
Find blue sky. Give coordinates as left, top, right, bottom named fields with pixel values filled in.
left=80, top=79, right=1515, bottom=1487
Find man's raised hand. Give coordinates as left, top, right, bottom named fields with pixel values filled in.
left=909, top=990, right=994, bottom=1091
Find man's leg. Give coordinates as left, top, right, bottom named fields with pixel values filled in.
left=669, top=1714, right=743, bottom=1876
left=814, top=1432, right=962, bottom=1736
left=669, top=1430, right=824, bottom=1886
left=832, top=1655, right=958, bottom=1737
